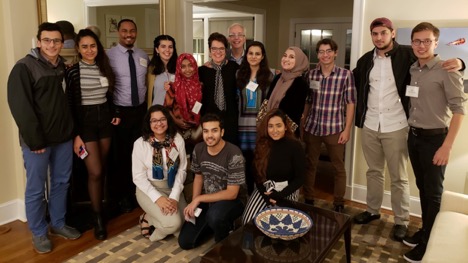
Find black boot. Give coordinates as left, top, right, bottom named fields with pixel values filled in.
left=94, top=212, right=107, bottom=240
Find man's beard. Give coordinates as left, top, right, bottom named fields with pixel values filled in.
left=375, top=40, right=393, bottom=51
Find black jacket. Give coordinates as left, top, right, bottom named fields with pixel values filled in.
left=7, top=48, right=73, bottom=150
left=267, top=74, right=308, bottom=127
left=352, top=41, right=415, bottom=128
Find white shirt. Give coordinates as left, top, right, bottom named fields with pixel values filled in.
left=132, top=133, right=187, bottom=202
left=364, top=52, right=408, bottom=132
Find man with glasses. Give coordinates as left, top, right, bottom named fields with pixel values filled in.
left=403, top=22, right=466, bottom=262
left=352, top=18, right=463, bottom=242
left=227, top=23, right=246, bottom=65
left=301, top=38, right=356, bottom=213
left=7, top=22, right=81, bottom=254
left=107, top=19, right=150, bottom=213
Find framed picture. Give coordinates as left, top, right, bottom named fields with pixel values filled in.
left=106, top=37, right=119, bottom=49
left=105, top=14, right=120, bottom=37
left=121, top=16, right=136, bottom=23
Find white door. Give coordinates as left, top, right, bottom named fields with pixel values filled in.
left=294, top=23, right=352, bottom=69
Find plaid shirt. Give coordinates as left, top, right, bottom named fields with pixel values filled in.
left=304, top=64, right=356, bottom=136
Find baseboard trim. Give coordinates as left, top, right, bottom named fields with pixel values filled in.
left=0, top=199, right=26, bottom=225
left=0, top=184, right=422, bottom=224
left=350, top=184, right=422, bottom=217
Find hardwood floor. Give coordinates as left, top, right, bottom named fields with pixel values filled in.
left=0, top=160, right=420, bottom=262
left=0, top=207, right=143, bottom=263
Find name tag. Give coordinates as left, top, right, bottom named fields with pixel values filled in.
left=310, top=80, right=320, bottom=90
left=168, top=147, right=179, bottom=162
left=100, top=77, right=109, bottom=87
left=192, top=101, right=202, bottom=114
left=246, top=81, right=258, bottom=92
left=62, top=78, right=66, bottom=92
left=406, top=85, right=419, bottom=98
left=139, top=58, right=148, bottom=67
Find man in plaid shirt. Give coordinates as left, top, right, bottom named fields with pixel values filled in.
left=301, top=38, right=356, bottom=212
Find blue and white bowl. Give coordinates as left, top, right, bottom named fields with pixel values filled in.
left=254, top=207, right=313, bottom=241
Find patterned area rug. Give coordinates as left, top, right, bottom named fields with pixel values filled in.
left=67, top=201, right=421, bottom=263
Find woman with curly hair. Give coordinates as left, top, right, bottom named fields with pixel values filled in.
left=132, top=105, right=187, bottom=241
left=65, top=28, right=119, bottom=240
left=236, top=41, right=273, bottom=194
left=241, top=109, right=305, bottom=225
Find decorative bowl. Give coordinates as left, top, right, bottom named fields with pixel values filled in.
left=254, top=206, right=313, bottom=241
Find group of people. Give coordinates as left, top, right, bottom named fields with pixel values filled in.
left=6, top=16, right=466, bottom=263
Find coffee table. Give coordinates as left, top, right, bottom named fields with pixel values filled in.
left=200, top=200, right=351, bottom=263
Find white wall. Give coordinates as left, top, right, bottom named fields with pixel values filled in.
left=0, top=0, right=37, bottom=224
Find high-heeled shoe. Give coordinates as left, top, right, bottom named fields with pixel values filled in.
left=139, top=213, right=155, bottom=238
left=94, top=212, right=107, bottom=240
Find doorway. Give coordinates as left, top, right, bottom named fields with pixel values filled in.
left=294, top=22, right=352, bottom=69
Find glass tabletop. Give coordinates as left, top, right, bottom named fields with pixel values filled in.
left=200, top=200, right=352, bottom=263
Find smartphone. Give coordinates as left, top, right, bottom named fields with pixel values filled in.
left=79, top=146, right=88, bottom=159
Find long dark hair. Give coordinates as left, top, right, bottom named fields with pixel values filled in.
left=141, top=105, right=178, bottom=140
left=150, top=35, right=177, bottom=75
left=75, top=29, right=115, bottom=91
left=254, top=109, right=296, bottom=183
left=237, top=41, right=272, bottom=91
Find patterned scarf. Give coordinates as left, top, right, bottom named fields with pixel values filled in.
left=149, top=135, right=179, bottom=188
left=268, top=46, right=309, bottom=111
left=173, top=53, right=202, bottom=125
left=211, top=60, right=227, bottom=111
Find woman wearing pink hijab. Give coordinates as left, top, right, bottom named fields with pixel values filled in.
left=266, top=46, right=309, bottom=134
left=164, top=53, right=203, bottom=151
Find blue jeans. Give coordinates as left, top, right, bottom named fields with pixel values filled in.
left=21, top=140, right=73, bottom=237
left=408, top=132, right=446, bottom=244
left=178, top=199, right=244, bottom=249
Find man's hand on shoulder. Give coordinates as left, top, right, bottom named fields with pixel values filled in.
left=442, top=58, right=463, bottom=72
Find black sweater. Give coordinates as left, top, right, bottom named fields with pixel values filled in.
left=256, top=137, right=305, bottom=201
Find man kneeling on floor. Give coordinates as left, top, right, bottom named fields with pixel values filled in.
left=178, top=113, right=246, bottom=249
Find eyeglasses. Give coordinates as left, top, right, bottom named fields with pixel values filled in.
left=210, top=47, right=226, bottom=53
left=41, top=38, right=63, bottom=45
left=228, top=34, right=245, bottom=39
left=317, top=49, right=334, bottom=55
left=411, top=39, right=436, bottom=46
left=149, top=118, right=167, bottom=125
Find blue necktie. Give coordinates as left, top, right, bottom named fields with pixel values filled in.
left=128, top=50, right=139, bottom=106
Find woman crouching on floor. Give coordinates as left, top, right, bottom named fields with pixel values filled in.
left=132, top=105, right=187, bottom=241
